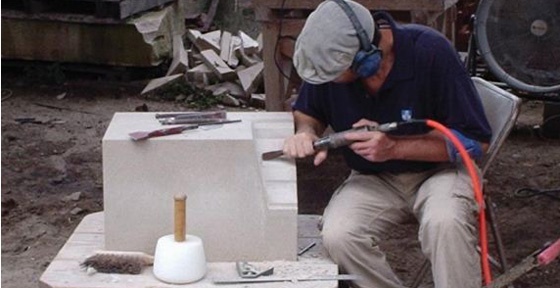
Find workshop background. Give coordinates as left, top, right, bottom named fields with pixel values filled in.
left=2, top=0, right=559, bottom=287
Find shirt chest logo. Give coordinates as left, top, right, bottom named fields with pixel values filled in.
left=401, top=109, right=413, bottom=121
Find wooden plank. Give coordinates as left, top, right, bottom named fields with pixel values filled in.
left=206, top=81, right=246, bottom=98
left=251, top=0, right=445, bottom=12
left=12, top=0, right=174, bottom=20
left=226, top=45, right=239, bottom=68
left=73, top=212, right=105, bottom=234
left=199, top=49, right=236, bottom=80
left=238, top=31, right=259, bottom=55
left=237, top=50, right=262, bottom=67
left=186, top=63, right=218, bottom=84
left=141, top=74, right=184, bottom=95
left=1, top=11, right=174, bottom=66
left=39, top=212, right=337, bottom=288
left=187, top=29, right=203, bottom=44
left=198, top=30, right=221, bottom=53
left=261, top=21, right=286, bottom=111
left=166, top=35, right=189, bottom=76
left=251, top=93, right=266, bottom=109
left=237, top=62, right=264, bottom=95
left=229, top=35, right=243, bottom=67
left=219, top=30, right=233, bottom=63
left=41, top=259, right=336, bottom=288
left=256, top=32, right=263, bottom=55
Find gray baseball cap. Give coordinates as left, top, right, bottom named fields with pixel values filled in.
left=293, top=0, right=375, bottom=84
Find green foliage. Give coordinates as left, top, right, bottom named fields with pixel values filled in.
left=147, top=82, right=222, bottom=110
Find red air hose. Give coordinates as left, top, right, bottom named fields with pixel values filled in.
left=425, top=119, right=492, bottom=285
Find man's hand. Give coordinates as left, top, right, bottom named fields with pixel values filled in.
left=344, top=119, right=397, bottom=162
left=282, top=111, right=328, bottom=166
left=283, top=132, right=329, bottom=166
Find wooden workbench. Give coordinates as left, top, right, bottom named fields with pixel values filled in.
left=39, top=212, right=339, bottom=288
left=251, top=0, right=459, bottom=111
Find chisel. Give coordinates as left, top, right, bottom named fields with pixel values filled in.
left=128, top=119, right=241, bottom=141
left=261, top=122, right=398, bottom=160
left=213, top=274, right=359, bottom=285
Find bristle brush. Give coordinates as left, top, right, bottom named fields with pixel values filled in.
left=81, top=250, right=154, bottom=274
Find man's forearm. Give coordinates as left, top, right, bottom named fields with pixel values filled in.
left=391, top=130, right=488, bottom=162
left=293, top=111, right=326, bottom=136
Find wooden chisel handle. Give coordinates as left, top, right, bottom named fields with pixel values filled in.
left=174, top=194, right=187, bottom=242
left=261, top=150, right=284, bottom=161
left=129, top=125, right=196, bottom=141
left=149, top=126, right=190, bottom=137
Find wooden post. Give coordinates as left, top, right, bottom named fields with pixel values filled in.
left=261, top=20, right=286, bottom=111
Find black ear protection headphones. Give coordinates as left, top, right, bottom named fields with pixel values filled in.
left=330, top=0, right=383, bottom=78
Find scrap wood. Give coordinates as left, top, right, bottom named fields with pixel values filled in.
left=219, top=31, right=233, bottom=63
left=251, top=93, right=266, bottom=109
left=162, top=24, right=265, bottom=107
left=187, top=29, right=220, bottom=53
left=228, top=35, right=243, bottom=67
left=200, top=49, right=236, bottom=80
left=141, top=74, right=184, bottom=95
left=227, top=50, right=240, bottom=67
left=238, top=31, right=259, bottom=55
left=219, top=94, right=241, bottom=107
left=199, top=30, right=222, bottom=53
left=206, top=82, right=246, bottom=98
left=186, top=63, right=217, bottom=84
left=237, top=48, right=262, bottom=67
left=190, top=51, right=204, bottom=67
left=186, top=29, right=202, bottom=45
left=166, top=35, right=189, bottom=76
left=256, top=32, right=263, bottom=55
left=226, top=38, right=240, bottom=68
left=237, top=62, right=264, bottom=95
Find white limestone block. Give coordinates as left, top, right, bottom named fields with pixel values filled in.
left=102, top=112, right=297, bottom=261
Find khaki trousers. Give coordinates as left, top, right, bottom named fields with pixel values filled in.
left=321, top=166, right=481, bottom=288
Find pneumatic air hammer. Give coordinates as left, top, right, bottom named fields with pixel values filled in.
left=261, top=122, right=399, bottom=161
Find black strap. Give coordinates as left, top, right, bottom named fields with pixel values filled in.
left=330, top=0, right=373, bottom=52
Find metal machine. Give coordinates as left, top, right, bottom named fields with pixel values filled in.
left=473, top=0, right=560, bottom=94
left=470, top=0, right=560, bottom=138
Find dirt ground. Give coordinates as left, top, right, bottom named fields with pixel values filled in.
left=1, top=69, right=559, bottom=288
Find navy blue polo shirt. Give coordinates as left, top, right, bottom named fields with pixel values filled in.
left=293, top=12, right=492, bottom=174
